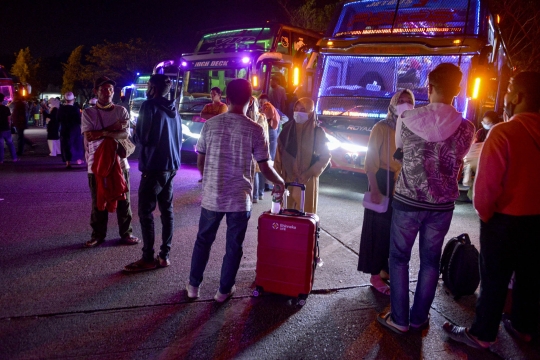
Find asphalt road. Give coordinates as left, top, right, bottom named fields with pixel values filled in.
left=0, top=128, right=538, bottom=359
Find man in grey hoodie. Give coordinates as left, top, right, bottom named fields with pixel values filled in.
left=377, top=63, right=475, bottom=333
left=124, top=74, right=182, bottom=272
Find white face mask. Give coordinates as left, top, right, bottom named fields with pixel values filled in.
left=293, top=111, right=310, bottom=124
left=395, top=103, right=414, bottom=117
left=482, top=122, right=492, bottom=130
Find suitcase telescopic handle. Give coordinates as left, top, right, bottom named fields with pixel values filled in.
left=283, top=182, right=306, bottom=214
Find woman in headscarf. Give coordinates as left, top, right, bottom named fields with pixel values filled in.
left=45, top=98, right=61, bottom=156
left=247, top=96, right=269, bottom=203
left=358, top=89, right=415, bottom=295
left=274, top=97, right=331, bottom=214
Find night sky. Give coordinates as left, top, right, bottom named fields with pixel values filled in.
left=2, top=0, right=290, bottom=62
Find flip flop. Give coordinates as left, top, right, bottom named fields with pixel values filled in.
left=377, top=312, right=408, bottom=334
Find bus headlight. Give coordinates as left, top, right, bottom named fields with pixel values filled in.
left=182, top=123, right=201, bottom=139
left=325, top=132, right=368, bottom=152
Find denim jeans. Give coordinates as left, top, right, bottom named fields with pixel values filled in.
left=138, top=170, right=176, bottom=262
left=389, top=208, right=453, bottom=327
left=469, top=213, right=540, bottom=341
left=189, top=208, right=251, bottom=294
left=88, top=169, right=133, bottom=240
left=252, top=172, right=265, bottom=198
left=0, top=130, right=17, bottom=161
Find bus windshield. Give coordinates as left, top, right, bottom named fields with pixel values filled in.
left=180, top=67, right=249, bottom=112
left=196, top=28, right=274, bottom=53
left=333, top=0, right=482, bottom=37
left=318, top=54, right=473, bottom=118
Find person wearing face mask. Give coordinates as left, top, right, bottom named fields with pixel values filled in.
left=358, top=89, right=414, bottom=295
left=274, top=97, right=331, bottom=214
left=473, top=111, right=501, bottom=144
left=200, top=87, right=227, bottom=120
left=443, top=72, right=540, bottom=349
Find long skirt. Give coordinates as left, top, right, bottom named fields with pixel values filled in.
left=357, top=169, right=395, bottom=275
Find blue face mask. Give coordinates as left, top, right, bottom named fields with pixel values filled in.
left=482, top=122, right=492, bottom=130
left=293, top=111, right=309, bottom=124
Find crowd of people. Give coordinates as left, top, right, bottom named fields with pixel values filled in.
left=0, top=92, right=96, bottom=166
left=3, top=63, right=539, bottom=348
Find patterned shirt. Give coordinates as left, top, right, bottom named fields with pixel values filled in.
left=81, top=106, right=130, bottom=174
left=197, top=112, right=269, bottom=212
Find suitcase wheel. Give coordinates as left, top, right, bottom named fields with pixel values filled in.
left=252, top=286, right=263, bottom=297
left=296, top=294, right=308, bottom=307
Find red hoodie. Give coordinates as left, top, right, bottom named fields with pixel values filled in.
left=474, top=112, right=540, bottom=222
left=91, top=138, right=128, bottom=212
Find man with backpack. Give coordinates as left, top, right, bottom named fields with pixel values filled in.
left=443, top=71, right=540, bottom=349
left=377, top=63, right=475, bottom=334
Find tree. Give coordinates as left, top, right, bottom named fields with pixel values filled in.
left=62, top=46, right=94, bottom=102
left=10, top=47, right=40, bottom=88
left=279, top=0, right=340, bottom=33
left=86, top=38, right=168, bottom=88
left=489, top=0, right=540, bottom=71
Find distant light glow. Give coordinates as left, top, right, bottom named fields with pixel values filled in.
left=293, top=67, right=300, bottom=86
left=181, top=61, right=187, bottom=67
left=242, top=57, right=250, bottom=64
left=472, top=77, right=481, bottom=99
left=137, top=72, right=140, bottom=76
left=252, top=75, right=259, bottom=88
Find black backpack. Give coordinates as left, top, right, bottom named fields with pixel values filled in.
left=440, top=233, right=480, bottom=300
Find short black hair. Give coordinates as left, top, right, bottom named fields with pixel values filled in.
left=259, top=94, right=269, bottom=101
left=210, top=87, right=222, bottom=95
left=511, top=71, right=540, bottom=105
left=149, top=74, right=172, bottom=97
left=0, top=94, right=4, bottom=102
left=226, top=79, right=252, bottom=106
left=428, top=63, right=462, bottom=98
left=483, top=111, right=500, bottom=124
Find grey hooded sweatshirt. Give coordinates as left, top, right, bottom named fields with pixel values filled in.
left=393, top=103, right=475, bottom=211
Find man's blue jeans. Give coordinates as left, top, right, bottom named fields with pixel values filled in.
left=0, top=130, right=17, bottom=161
left=138, top=170, right=176, bottom=262
left=189, top=208, right=251, bottom=294
left=389, top=208, right=453, bottom=327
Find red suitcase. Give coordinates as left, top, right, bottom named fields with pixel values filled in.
left=253, top=182, right=319, bottom=306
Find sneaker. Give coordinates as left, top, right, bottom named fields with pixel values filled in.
left=84, top=238, right=105, bottom=248
left=442, top=322, right=490, bottom=349
left=258, top=195, right=264, bottom=201
left=121, top=235, right=140, bottom=245
left=124, top=258, right=157, bottom=273
left=214, top=285, right=236, bottom=303
left=377, top=312, right=408, bottom=334
left=186, top=283, right=200, bottom=299
left=253, top=197, right=258, bottom=204
left=156, top=255, right=170, bottom=268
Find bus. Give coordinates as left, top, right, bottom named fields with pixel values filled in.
left=0, top=65, right=32, bottom=103
left=316, top=0, right=512, bottom=173
left=168, top=23, right=322, bottom=152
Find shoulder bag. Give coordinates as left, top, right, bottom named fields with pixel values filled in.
left=362, top=126, right=390, bottom=213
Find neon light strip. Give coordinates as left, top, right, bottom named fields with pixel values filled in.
left=335, top=27, right=463, bottom=37
left=323, top=110, right=386, bottom=118
left=203, top=28, right=264, bottom=38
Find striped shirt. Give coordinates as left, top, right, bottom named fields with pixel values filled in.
left=197, top=112, right=269, bottom=212
left=81, top=106, right=130, bottom=174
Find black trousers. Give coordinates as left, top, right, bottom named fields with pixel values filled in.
left=470, top=213, right=540, bottom=341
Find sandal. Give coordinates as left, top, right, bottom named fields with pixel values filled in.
left=502, top=314, right=532, bottom=342
left=377, top=312, right=408, bottom=334
left=124, top=258, right=157, bottom=273
left=370, top=274, right=391, bottom=295
left=84, top=238, right=105, bottom=248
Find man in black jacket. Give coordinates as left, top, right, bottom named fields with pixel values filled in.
left=124, top=74, right=182, bottom=272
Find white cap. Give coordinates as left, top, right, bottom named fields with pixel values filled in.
left=64, top=92, right=75, bottom=101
